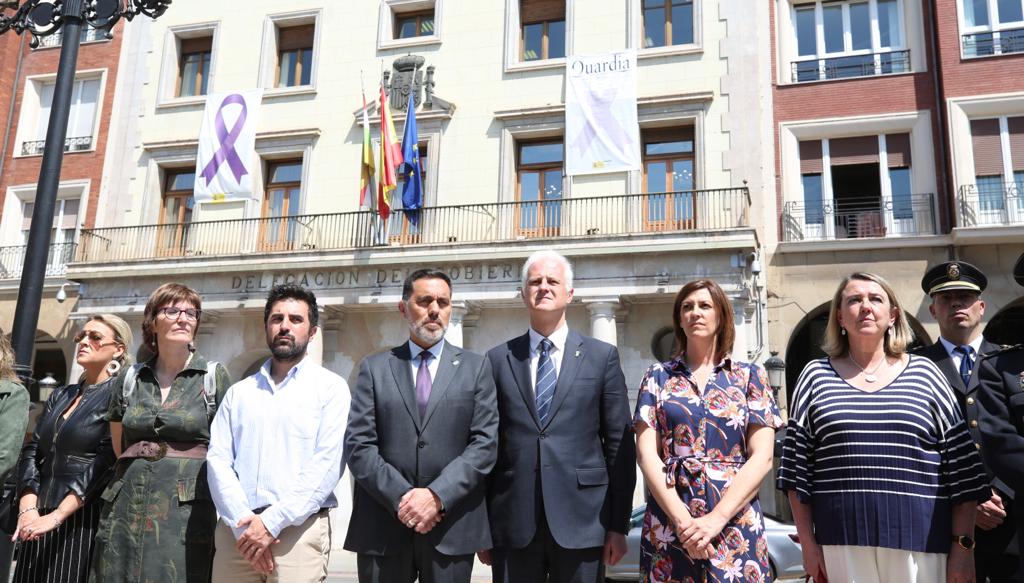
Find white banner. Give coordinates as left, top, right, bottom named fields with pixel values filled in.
left=565, top=50, right=640, bottom=176
left=194, top=89, right=263, bottom=202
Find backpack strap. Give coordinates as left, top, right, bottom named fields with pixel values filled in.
left=121, top=363, right=145, bottom=407
left=203, top=361, right=219, bottom=419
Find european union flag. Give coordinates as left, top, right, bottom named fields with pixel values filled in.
left=400, top=91, right=424, bottom=226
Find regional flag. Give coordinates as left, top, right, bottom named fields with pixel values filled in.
left=377, top=85, right=403, bottom=220
left=400, top=91, right=424, bottom=226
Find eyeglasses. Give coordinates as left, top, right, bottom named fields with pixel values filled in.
left=158, top=306, right=202, bottom=321
left=74, top=330, right=118, bottom=347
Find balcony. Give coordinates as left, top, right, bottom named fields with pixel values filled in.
left=32, top=26, right=107, bottom=49
left=790, top=49, right=910, bottom=83
left=962, top=27, right=1024, bottom=58
left=781, top=193, right=936, bottom=242
left=75, top=189, right=751, bottom=264
left=957, top=182, right=1024, bottom=227
left=0, top=242, right=76, bottom=280
left=20, top=136, right=94, bottom=157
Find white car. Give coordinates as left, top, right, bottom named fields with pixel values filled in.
left=605, top=505, right=806, bottom=581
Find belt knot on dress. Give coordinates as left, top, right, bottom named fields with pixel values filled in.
left=663, top=454, right=744, bottom=487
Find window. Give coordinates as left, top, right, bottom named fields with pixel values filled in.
left=390, top=143, right=429, bottom=244
left=157, top=170, right=195, bottom=256
left=395, top=10, right=435, bottom=38
left=642, top=127, right=696, bottom=230
left=176, top=37, right=212, bottom=97
left=961, top=0, right=1024, bottom=56
left=22, top=198, right=79, bottom=271
left=970, top=116, right=1024, bottom=214
left=521, top=0, right=565, bottom=61
left=516, top=140, right=563, bottom=237
left=276, top=24, right=314, bottom=88
left=21, top=77, right=99, bottom=156
left=260, top=161, right=303, bottom=251
left=791, top=0, right=909, bottom=82
left=642, top=0, right=693, bottom=48
left=33, top=26, right=106, bottom=50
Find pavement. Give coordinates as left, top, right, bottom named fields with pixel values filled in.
left=325, top=550, right=493, bottom=582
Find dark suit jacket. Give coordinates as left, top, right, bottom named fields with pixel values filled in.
left=486, top=329, right=636, bottom=550
left=344, top=340, right=499, bottom=557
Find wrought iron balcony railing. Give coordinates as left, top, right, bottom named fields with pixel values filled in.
left=957, top=182, right=1024, bottom=227
left=32, top=26, right=107, bottom=49
left=20, top=135, right=93, bottom=156
left=0, top=242, right=77, bottom=279
left=790, top=49, right=910, bottom=83
left=962, top=26, right=1024, bottom=58
left=781, top=193, right=936, bottom=242
left=75, top=188, right=751, bottom=264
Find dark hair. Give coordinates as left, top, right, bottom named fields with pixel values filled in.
left=142, top=283, right=202, bottom=354
left=671, top=279, right=736, bottom=363
left=401, top=269, right=452, bottom=301
left=264, top=284, right=320, bottom=327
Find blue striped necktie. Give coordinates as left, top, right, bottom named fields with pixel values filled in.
left=954, top=345, right=974, bottom=387
left=535, top=338, right=556, bottom=424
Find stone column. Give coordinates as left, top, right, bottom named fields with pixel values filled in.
left=585, top=298, right=619, bottom=346
left=446, top=301, right=469, bottom=348
left=307, top=308, right=326, bottom=366
left=732, top=302, right=749, bottom=361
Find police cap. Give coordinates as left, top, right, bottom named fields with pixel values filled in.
left=921, top=260, right=987, bottom=296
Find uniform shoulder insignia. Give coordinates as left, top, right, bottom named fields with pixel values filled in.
left=980, top=344, right=1022, bottom=360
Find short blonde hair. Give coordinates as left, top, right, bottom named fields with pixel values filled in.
left=86, top=314, right=134, bottom=366
left=822, top=272, right=913, bottom=358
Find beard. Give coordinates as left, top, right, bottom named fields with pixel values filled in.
left=410, top=320, right=445, bottom=347
left=270, top=334, right=308, bottom=361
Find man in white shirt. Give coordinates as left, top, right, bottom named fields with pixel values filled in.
left=207, top=284, right=350, bottom=581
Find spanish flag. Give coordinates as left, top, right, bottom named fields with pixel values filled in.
left=359, top=91, right=375, bottom=207
left=376, top=85, right=403, bottom=220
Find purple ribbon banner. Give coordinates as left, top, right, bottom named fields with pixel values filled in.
left=200, top=93, right=249, bottom=184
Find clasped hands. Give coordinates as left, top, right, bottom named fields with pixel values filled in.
left=12, top=508, right=63, bottom=542
left=236, top=514, right=279, bottom=575
left=674, top=511, right=728, bottom=561
left=397, top=488, right=443, bottom=534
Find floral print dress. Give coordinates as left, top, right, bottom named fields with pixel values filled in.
left=634, top=357, right=784, bottom=583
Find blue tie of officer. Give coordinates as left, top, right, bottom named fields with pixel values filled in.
left=954, top=345, right=974, bottom=388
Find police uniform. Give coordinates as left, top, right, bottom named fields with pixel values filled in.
left=976, top=253, right=1024, bottom=581
left=916, top=260, right=1019, bottom=582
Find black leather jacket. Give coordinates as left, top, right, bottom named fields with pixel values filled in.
left=16, top=377, right=117, bottom=509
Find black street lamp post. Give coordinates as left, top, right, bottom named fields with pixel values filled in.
left=0, top=0, right=170, bottom=577
left=0, top=0, right=171, bottom=394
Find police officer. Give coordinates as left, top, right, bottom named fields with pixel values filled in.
left=977, top=252, right=1024, bottom=581
left=917, top=260, right=1018, bottom=582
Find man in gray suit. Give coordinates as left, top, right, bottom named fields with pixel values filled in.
left=481, top=249, right=636, bottom=583
left=344, top=268, right=499, bottom=583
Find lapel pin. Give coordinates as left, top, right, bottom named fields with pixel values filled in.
left=575, top=350, right=581, bottom=358
left=452, top=360, right=460, bottom=366
left=1018, top=371, right=1024, bottom=391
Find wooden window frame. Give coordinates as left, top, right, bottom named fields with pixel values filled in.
left=157, top=169, right=194, bottom=257
left=521, top=18, right=565, bottom=61
left=642, top=127, right=696, bottom=231
left=394, top=9, right=435, bottom=39
left=642, top=0, right=694, bottom=48
left=515, top=139, right=564, bottom=237
left=175, top=36, right=212, bottom=98
left=275, top=24, right=315, bottom=88
left=259, top=160, right=303, bottom=252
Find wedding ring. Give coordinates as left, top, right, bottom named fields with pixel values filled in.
left=407, top=520, right=416, bottom=527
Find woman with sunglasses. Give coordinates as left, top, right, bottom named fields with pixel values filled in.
left=90, top=283, right=230, bottom=583
left=12, top=314, right=131, bottom=583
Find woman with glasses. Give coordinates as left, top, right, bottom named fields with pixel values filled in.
left=90, top=283, right=230, bottom=583
left=12, top=315, right=131, bottom=583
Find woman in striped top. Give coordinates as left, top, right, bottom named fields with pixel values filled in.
left=777, top=272, right=989, bottom=583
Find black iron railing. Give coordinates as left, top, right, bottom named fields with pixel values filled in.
left=957, top=182, right=1024, bottom=227
left=32, top=26, right=107, bottom=49
left=0, top=242, right=76, bottom=279
left=20, top=135, right=93, bottom=156
left=962, top=26, right=1024, bottom=57
left=781, top=193, right=935, bottom=241
left=75, top=188, right=751, bottom=264
left=791, top=49, right=910, bottom=83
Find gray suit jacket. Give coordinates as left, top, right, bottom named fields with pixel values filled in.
left=343, top=340, right=499, bottom=556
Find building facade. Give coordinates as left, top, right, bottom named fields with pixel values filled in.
left=65, top=0, right=776, bottom=549
left=0, top=23, right=125, bottom=397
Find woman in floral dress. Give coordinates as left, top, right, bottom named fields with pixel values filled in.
left=634, top=279, right=784, bottom=582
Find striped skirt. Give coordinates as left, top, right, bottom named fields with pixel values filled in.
left=12, top=501, right=102, bottom=583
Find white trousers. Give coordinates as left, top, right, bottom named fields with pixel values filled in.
left=822, top=545, right=946, bottom=583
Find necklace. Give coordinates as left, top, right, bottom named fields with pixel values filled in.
left=849, top=353, right=887, bottom=383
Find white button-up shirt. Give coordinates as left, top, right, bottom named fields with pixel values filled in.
left=207, top=356, right=350, bottom=538
left=528, top=323, right=569, bottom=396
left=938, top=335, right=984, bottom=374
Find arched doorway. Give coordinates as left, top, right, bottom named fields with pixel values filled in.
left=985, top=299, right=1024, bottom=346
left=32, top=331, right=67, bottom=402
left=784, top=305, right=930, bottom=405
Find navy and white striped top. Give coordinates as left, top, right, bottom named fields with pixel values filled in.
left=776, top=355, right=989, bottom=553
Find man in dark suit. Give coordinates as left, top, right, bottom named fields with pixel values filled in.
left=977, top=252, right=1024, bottom=580
left=917, top=260, right=1017, bottom=582
left=344, top=268, right=499, bottom=583
left=481, top=249, right=636, bottom=583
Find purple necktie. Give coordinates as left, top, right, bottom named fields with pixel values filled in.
left=416, top=351, right=433, bottom=419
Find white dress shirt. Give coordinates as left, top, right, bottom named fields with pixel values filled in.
left=528, top=323, right=569, bottom=396
left=938, top=335, right=984, bottom=374
left=207, top=356, right=350, bottom=539
left=407, top=339, right=444, bottom=382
